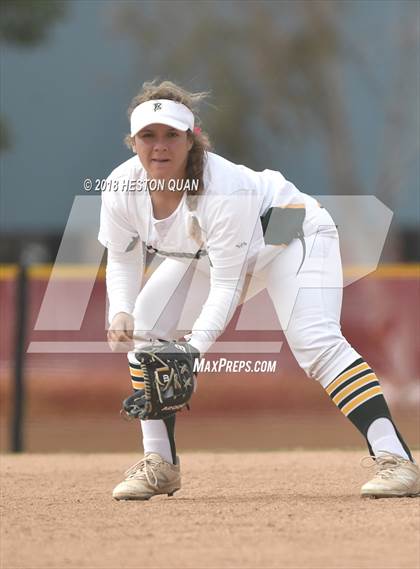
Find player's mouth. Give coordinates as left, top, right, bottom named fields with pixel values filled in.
left=151, top=158, right=170, bottom=163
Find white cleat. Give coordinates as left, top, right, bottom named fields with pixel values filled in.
left=112, top=453, right=181, bottom=501
left=361, top=451, right=420, bottom=498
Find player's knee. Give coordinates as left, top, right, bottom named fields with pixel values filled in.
left=314, top=344, right=361, bottom=387
left=297, top=336, right=359, bottom=384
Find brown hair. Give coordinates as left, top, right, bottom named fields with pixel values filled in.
left=125, top=80, right=211, bottom=244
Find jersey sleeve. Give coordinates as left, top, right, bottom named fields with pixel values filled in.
left=98, top=187, right=139, bottom=253
left=189, top=190, right=265, bottom=354
left=106, top=242, right=144, bottom=324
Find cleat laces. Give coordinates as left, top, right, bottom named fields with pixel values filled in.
left=361, top=452, right=407, bottom=480
left=124, top=455, right=162, bottom=488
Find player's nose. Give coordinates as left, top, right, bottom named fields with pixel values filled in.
left=152, top=137, right=168, bottom=151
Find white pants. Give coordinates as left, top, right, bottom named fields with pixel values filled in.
left=132, top=208, right=360, bottom=388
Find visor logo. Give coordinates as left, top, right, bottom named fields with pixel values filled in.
left=153, top=102, right=162, bottom=112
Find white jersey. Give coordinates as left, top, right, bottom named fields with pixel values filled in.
left=98, top=151, right=322, bottom=352
left=98, top=151, right=320, bottom=258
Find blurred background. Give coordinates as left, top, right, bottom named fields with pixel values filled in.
left=0, top=0, right=419, bottom=453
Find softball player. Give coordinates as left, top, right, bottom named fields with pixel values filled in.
left=99, top=80, right=419, bottom=500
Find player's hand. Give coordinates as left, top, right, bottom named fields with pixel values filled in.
left=107, top=312, right=134, bottom=352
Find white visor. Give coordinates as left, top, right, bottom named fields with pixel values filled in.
left=130, top=99, right=195, bottom=136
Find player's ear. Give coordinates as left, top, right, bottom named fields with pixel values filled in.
left=187, top=130, right=194, bottom=152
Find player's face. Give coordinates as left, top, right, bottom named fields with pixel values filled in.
left=133, top=123, right=193, bottom=181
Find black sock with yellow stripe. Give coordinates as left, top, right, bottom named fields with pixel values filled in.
left=326, top=358, right=412, bottom=460
left=129, top=359, right=177, bottom=464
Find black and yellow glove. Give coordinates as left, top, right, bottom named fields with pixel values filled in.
left=122, top=341, right=200, bottom=420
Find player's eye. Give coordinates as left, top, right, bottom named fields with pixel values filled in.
left=168, top=131, right=179, bottom=138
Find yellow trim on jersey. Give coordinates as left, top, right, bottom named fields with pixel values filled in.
left=280, top=203, right=306, bottom=209
left=341, top=386, right=382, bottom=416
left=332, top=373, right=378, bottom=406
left=326, top=362, right=370, bottom=395
left=131, top=380, right=145, bottom=390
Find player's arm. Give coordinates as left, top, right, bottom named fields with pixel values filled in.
left=188, top=191, right=264, bottom=354
left=98, top=185, right=144, bottom=351
left=106, top=242, right=144, bottom=351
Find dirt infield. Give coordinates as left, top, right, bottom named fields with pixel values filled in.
left=1, top=451, right=419, bottom=569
